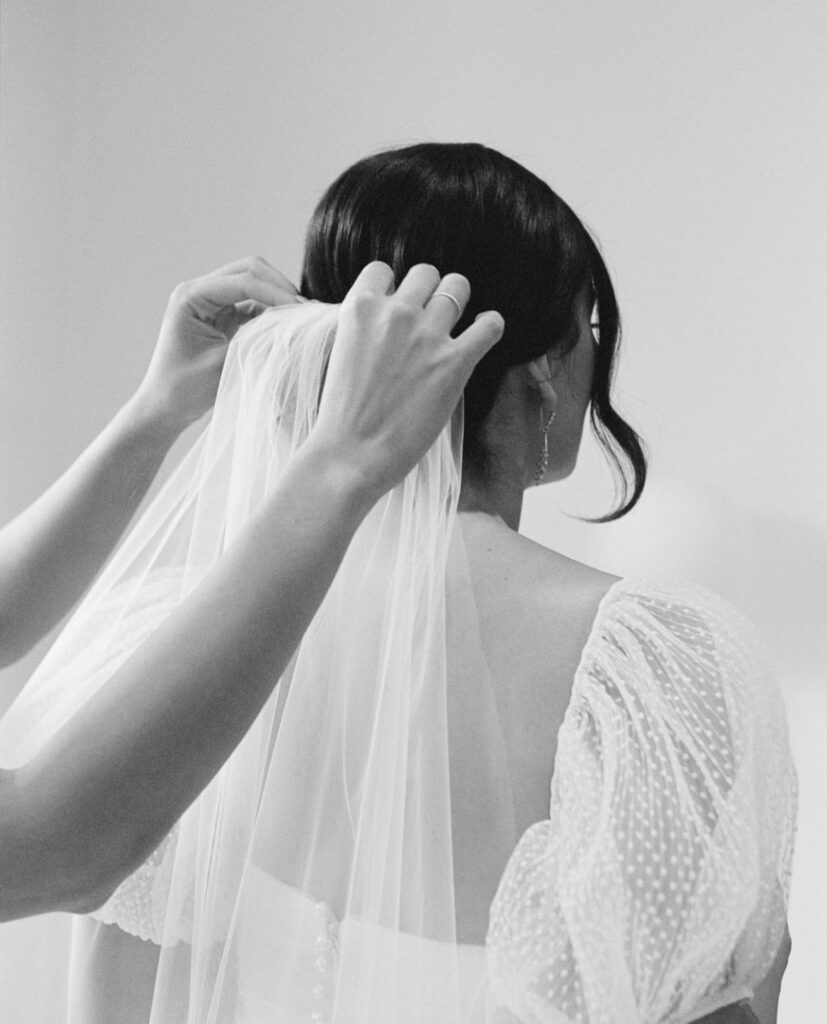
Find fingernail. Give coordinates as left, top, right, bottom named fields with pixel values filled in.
left=476, top=311, right=502, bottom=326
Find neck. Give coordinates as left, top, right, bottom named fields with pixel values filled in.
left=458, top=467, right=525, bottom=532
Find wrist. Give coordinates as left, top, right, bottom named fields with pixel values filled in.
left=119, top=389, right=191, bottom=450
left=295, top=435, right=388, bottom=522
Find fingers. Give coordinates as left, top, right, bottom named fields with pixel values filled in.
left=209, top=301, right=267, bottom=337
left=394, top=264, right=440, bottom=304
left=423, top=272, right=471, bottom=332
left=348, top=261, right=396, bottom=298
left=180, top=272, right=300, bottom=318
left=394, top=267, right=471, bottom=329
left=205, top=255, right=300, bottom=298
left=176, top=257, right=301, bottom=326
left=342, top=259, right=503, bottom=364
left=455, top=310, right=505, bottom=364
left=234, top=299, right=268, bottom=317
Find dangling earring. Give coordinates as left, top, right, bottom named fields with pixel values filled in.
left=533, top=408, right=556, bottom=486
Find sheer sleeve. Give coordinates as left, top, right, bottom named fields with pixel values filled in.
left=90, top=825, right=181, bottom=943
left=486, top=579, right=797, bottom=1024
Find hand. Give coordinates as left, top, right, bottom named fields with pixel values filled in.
left=133, top=256, right=301, bottom=432
left=311, top=261, right=504, bottom=499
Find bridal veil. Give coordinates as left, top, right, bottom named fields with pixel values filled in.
left=0, top=302, right=796, bottom=1023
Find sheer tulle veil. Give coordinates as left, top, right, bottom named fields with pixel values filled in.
left=0, top=301, right=517, bottom=1021
left=0, top=301, right=796, bottom=1023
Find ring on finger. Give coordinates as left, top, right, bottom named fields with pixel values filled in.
left=431, top=290, right=463, bottom=319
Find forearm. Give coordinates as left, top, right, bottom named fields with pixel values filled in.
left=0, top=439, right=377, bottom=921
left=750, top=923, right=791, bottom=1024
left=0, top=396, right=182, bottom=666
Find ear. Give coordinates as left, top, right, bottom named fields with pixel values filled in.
left=526, top=356, right=557, bottom=416
left=526, top=355, right=550, bottom=386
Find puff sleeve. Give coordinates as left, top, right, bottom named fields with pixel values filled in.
left=487, top=579, right=797, bottom=1024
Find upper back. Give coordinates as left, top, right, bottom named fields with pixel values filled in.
left=456, top=511, right=618, bottom=830
left=447, top=512, right=619, bottom=940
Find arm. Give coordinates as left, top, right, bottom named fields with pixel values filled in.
left=0, top=400, right=181, bottom=667
left=0, top=261, right=504, bottom=922
left=0, top=439, right=377, bottom=919
left=750, top=923, right=792, bottom=1024
left=0, top=257, right=300, bottom=667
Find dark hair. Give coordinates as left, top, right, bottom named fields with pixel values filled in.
left=300, top=142, right=646, bottom=520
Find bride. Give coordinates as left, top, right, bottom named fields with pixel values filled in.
left=6, top=143, right=797, bottom=1023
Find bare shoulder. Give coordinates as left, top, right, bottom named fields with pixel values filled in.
left=462, top=516, right=617, bottom=610
left=458, top=514, right=620, bottom=664
left=516, top=531, right=620, bottom=611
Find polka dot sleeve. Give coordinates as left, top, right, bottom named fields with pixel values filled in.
left=486, top=580, right=797, bottom=1024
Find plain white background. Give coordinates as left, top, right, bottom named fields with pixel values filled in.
left=1, top=2, right=824, bottom=1020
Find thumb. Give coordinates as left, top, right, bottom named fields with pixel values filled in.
left=212, top=302, right=267, bottom=338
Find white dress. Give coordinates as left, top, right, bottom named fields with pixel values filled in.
left=88, top=577, right=796, bottom=1024
left=235, top=868, right=487, bottom=1023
